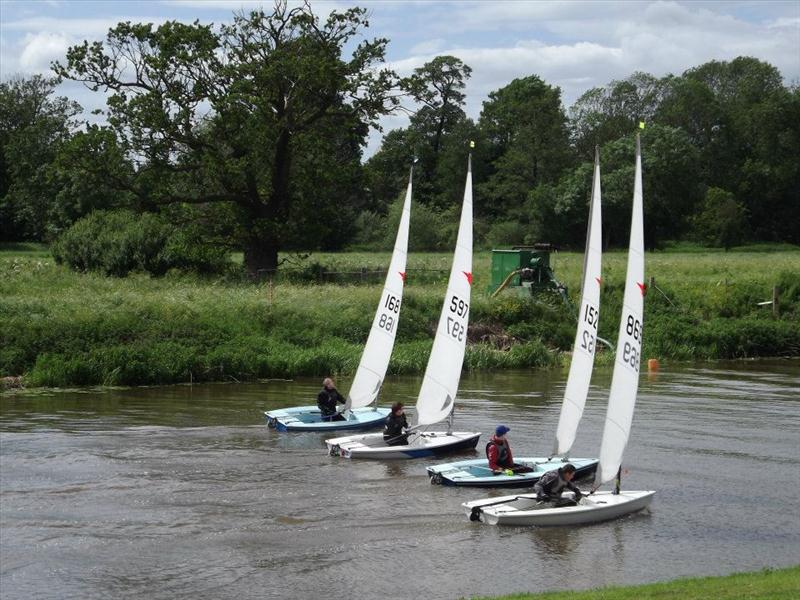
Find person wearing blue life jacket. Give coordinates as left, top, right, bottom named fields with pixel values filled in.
left=486, top=425, right=534, bottom=474
left=318, top=377, right=346, bottom=421
left=533, top=463, right=583, bottom=506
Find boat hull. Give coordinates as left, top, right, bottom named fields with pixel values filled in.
left=426, top=457, right=598, bottom=487
left=326, top=431, right=481, bottom=459
left=264, top=406, right=390, bottom=432
left=463, top=490, right=655, bottom=526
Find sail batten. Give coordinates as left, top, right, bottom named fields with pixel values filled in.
left=416, top=156, right=473, bottom=427
left=596, top=135, right=645, bottom=486
left=553, top=147, right=603, bottom=457
left=347, top=168, right=413, bottom=410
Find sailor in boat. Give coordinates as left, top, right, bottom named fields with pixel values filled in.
left=383, top=402, right=410, bottom=446
left=318, top=377, right=347, bottom=421
left=533, top=464, right=583, bottom=506
left=487, top=425, right=534, bottom=474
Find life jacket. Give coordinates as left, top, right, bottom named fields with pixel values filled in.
left=486, top=439, right=510, bottom=467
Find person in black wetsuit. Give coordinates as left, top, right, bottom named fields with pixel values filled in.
left=383, top=402, right=410, bottom=446
left=533, top=463, right=583, bottom=506
left=317, top=378, right=346, bottom=421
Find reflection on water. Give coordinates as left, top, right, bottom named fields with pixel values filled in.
left=1, top=360, right=799, bottom=600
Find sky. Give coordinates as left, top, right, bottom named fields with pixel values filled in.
left=1, top=0, right=798, bottom=157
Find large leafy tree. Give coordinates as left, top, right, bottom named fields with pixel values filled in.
left=569, top=72, right=667, bottom=161
left=0, top=75, right=81, bottom=241
left=679, top=57, right=799, bottom=242
left=54, top=2, right=398, bottom=272
left=404, top=55, right=472, bottom=157
left=478, top=75, right=572, bottom=219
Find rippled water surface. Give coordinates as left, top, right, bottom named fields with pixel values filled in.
left=2, top=360, right=799, bottom=599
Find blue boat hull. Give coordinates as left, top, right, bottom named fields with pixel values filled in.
left=264, top=406, right=391, bottom=432
left=426, top=456, right=598, bottom=487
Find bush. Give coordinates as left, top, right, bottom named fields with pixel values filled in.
left=52, top=209, right=227, bottom=276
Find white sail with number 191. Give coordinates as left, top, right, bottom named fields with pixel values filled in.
left=326, top=152, right=481, bottom=459
left=345, top=169, right=413, bottom=412
left=264, top=169, right=413, bottom=432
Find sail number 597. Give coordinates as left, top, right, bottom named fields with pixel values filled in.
left=446, top=295, right=469, bottom=341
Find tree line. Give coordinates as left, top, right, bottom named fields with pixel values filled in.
left=1, top=1, right=797, bottom=276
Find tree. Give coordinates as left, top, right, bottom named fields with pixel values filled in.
left=680, top=57, right=799, bottom=242
left=403, top=55, right=472, bottom=156
left=570, top=72, right=667, bottom=161
left=0, top=75, right=81, bottom=241
left=691, top=187, right=748, bottom=249
left=54, top=2, right=398, bottom=272
left=601, top=125, right=701, bottom=249
left=478, top=75, right=572, bottom=219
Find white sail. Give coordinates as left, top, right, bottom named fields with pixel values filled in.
left=346, top=170, right=412, bottom=410
left=553, top=148, right=603, bottom=457
left=596, top=134, right=645, bottom=486
left=415, top=155, right=473, bottom=426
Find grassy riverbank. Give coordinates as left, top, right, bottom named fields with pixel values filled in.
left=475, top=565, right=800, bottom=600
left=1, top=245, right=798, bottom=388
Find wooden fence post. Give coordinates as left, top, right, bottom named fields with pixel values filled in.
left=773, top=286, right=780, bottom=318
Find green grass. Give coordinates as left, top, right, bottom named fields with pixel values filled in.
left=472, top=565, right=800, bottom=600
left=1, top=247, right=798, bottom=387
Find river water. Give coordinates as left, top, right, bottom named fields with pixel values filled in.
left=1, top=360, right=799, bottom=599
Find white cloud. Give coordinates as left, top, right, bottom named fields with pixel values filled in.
left=409, top=38, right=445, bottom=55
left=19, top=31, right=72, bottom=74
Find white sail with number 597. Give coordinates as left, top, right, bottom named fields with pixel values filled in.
left=326, top=152, right=481, bottom=459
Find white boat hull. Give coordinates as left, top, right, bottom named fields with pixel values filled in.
left=326, top=431, right=481, bottom=460
left=463, top=490, right=655, bottom=526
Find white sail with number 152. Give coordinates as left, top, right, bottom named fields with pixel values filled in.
left=463, top=133, right=655, bottom=525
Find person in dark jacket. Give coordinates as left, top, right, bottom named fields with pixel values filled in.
left=486, top=425, right=534, bottom=474
left=533, top=463, right=583, bottom=506
left=383, top=402, right=410, bottom=446
left=317, top=377, right=346, bottom=421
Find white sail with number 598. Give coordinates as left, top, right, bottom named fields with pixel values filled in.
left=463, top=133, right=654, bottom=525
left=326, top=152, right=481, bottom=459
left=595, top=134, right=646, bottom=486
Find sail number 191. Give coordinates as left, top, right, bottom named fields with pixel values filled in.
left=378, top=293, right=401, bottom=333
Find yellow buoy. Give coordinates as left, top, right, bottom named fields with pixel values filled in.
left=647, top=358, right=660, bottom=372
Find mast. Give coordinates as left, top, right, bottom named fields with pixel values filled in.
left=345, top=164, right=413, bottom=412
left=552, top=146, right=603, bottom=457
left=415, top=147, right=473, bottom=427
left=594, top=133, right=645, bottom=487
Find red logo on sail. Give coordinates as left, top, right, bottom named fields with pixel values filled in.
left=399, top=271, right=406, bottom=282
left=637, top=282, right=647, bottom=296
left=463, top=271, right=473, bottom=285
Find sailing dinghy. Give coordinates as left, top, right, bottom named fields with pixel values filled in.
left=264, top=169, right=413, bottom=432
left=325, top=153, right=481, bottom=458
left=427, top=148, right=604, bottom=486
left=463, top=134, right=654, bottom=525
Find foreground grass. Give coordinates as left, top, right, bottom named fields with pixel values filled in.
left=473, top=565, right=800, bottom=600
left=1, top=247, right=798, bottom=387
